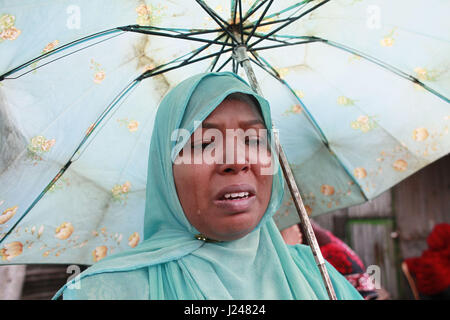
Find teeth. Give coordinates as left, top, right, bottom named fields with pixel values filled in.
left=223, top=192, right=249, bottom=200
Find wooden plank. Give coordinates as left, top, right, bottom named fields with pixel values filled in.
left=313, top=208, right=348, bottom=239
left=0, top=265, right=26, bottom=299
left=393, top=154, right=450, bottom=259
left=347, top=190, right=392, bottom=218
left=20, top=264, right=88, bottom=300
left=347, top=219, right=398, bottom=299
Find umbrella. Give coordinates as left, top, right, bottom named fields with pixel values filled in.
left=0, top=0, right=449, bottom=299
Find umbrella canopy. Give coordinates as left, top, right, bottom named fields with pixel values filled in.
left=0, top=0, right=449, bottom=266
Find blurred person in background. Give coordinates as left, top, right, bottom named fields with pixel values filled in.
left=281, top=221, right=379, bottom=300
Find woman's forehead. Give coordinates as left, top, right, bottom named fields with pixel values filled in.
left=202, top=98, right=265, bottom=128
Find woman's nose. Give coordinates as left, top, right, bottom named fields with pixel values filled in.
left=219, top=161, right=250, bottom=174
left=217, top=134, right=250, bottom=174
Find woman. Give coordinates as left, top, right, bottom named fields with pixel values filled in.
left=54, top=72, right=362, bottom=300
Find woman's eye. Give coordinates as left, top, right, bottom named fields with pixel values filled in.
left=245, top=136, right=261, bottom=145
left=191, top=141, right=213, bottom=150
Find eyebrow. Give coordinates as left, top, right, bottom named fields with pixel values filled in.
left=202, top=119, right=266, bottom=129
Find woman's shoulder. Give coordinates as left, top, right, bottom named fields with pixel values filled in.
left=57, top=267, right=150, bottom=300
left=287, top=244, right=328, bottom=278
left=286, top=244, right=318, bottom=267
left=287, top=244, right=364, bottom=300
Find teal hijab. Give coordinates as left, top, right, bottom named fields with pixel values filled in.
left=54, top=72, right=362, bottom=300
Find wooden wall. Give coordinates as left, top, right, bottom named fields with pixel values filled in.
left=394, top=154, right=450, bottom=260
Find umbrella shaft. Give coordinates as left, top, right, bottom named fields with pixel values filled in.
left=233, top=44, right=337, bottom=300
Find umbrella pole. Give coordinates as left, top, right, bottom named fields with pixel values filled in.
left=233, top=44, right=337, bottom=300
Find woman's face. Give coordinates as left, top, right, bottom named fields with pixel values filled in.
left=173, top=98, right=273, bottom=241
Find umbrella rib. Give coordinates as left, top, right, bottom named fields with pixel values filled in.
left=244, top=0, right=274, bottom=46
left=133, top=25, right=221, bottom=36
left=283, top=1, right=310, bottom=19
left=122, top=25, right=222, bottom=37
left=247, top=0, right=309, bottom=24
left=252, top=33, right=449, bottom=103
left=239, top=1, right=315, bottom=33
left=0, top=161, right=72, bottom=244
left=310, top=59, right=430, bottom=163
left=232, top=0, right=238, bottom=25
left=248, top=52, right=369, bottom=201
left=138, top=48, right=234, bottom=80
left=72, top=80, right=141, bottom=158
left=140, top=44, right=223, bottom=80
left=248, top=53, right=330, bottom=148
left=118, top=25, right=231, bottom=46
left=0, top=28, right=124, bottom=81
left=238, top=0, right=245, bottom=44
left=195, top=0, right=231, bottom=27
left=243, top=30, right=300, bottom=45
left=194, top=0, right=239, bottom=45
left=186, top=28, right=225, bottom=36
left=247, top=0, right=331, bottom=50
left=0, top=79, right=141, bottom=245
left=181, top=32, right=228, bottom=65
left=250, top=38, right=322, bottom=51
left=0, top=25, right=228, bottom=81
left=322, top=39, right=450, bottom=103
left=216, top=56, right=233, bottom=72
left=208, top=35, right=230, bottom=72
left=241, top=0, right=269, bottom=24
left=2, top=32, right=127, bottom=80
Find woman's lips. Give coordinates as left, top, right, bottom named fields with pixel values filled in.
left=213, top=195, right=256, bottom=214
left=213, top=184, right=256, bottom=214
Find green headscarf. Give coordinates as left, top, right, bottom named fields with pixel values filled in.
left=54, top=72, right=362, bottom=300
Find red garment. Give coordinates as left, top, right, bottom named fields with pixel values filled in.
left=427, top=223, right=450, bottom=251
left=405, top=223, right=450, bottom=296
left=321, top=241, right=363, bottom=275
left=315, top=227, right=365, bottom=274
left=312, top=226, right=377, bottom=298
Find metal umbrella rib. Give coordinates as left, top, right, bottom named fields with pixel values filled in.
left=118, top=25, right=231, bottom=46
left=248, top=33, right=450, bottom=103
left=208, top=35, right=231, bottom=72
left=194, top=0, right=240, bottom=45
left=247, top=0, right=331, bottom=49
left=244, top=0, right=274, bottom=46
left=241, top=0, right=270, bottom=24
left=0, top=28, right=125, bottom=80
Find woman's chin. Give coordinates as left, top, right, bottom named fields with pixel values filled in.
left=206, top=213, right=262, bottom=241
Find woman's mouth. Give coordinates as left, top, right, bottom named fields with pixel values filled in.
left=213, top=185, right=256, bottom=213
left=221, top=191, right=250, bottom=200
